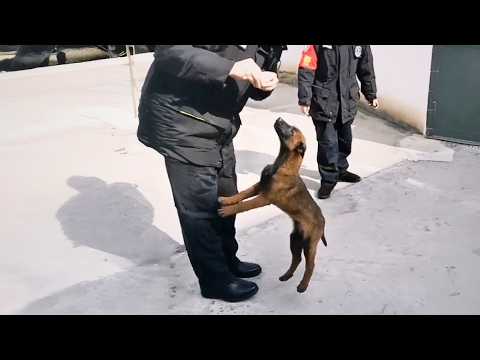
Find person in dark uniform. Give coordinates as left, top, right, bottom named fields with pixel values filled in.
left=297, top=45, right=379, bottom=199
left=138, top=45, right=286, bottom=302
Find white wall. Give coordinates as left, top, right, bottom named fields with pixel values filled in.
left=279, top=45, right=304, bottom=73
left=370, top=45, right=433, bottom=134
left=280, top=45, right=434, bottom=134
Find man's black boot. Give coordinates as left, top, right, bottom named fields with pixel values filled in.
left=338, top=171, right=361, bottom=183
left=201, top=279, right=259, bottom=302
left=230, top=261, right=262, bottom=278
left=317, top=182, right=336, bottom=199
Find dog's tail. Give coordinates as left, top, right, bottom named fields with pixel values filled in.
left=321, top=234, right=327, bottom=247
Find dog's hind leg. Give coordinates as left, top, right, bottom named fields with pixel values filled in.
left=279, top=228, right=303, bottom=282
left=218, top=183, right=260, bottom=206
left=297, top=236, right=320, bottom=293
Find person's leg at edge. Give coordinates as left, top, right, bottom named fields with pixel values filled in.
left=217, top=142, right=261, bottom=278
left=164, top=157, right=258, bottom=302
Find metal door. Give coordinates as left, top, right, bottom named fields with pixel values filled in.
left=427, top=45, right=480, bottom=145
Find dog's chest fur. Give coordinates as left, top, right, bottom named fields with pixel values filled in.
left=260, top=161, right=323, bottom=221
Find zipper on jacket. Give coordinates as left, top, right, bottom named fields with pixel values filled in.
left=164, top=104, right=226, bottom=132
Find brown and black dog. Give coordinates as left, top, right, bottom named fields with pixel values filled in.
left=218, top=117, right=327, bottom=293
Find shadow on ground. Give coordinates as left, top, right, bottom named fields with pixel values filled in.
left=18, top=176, right=191, bottom=314
left=56, top=176, right=183, bottom=265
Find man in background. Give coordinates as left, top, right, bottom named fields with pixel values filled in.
left=298, top=45, right=379, bottom=199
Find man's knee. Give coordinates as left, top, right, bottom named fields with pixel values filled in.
left=317, top=138, right=339, bottom=165
left=338, top=127, right=353, bottom=156
left=165, top=158, right=220, bottom=218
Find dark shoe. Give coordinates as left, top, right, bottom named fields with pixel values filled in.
left=317, top=182, right=336, bottom=199
left=338, top=171, right=362, bottom=183
left=201, top=279, right=259, bottom=302
left=230, top=261, right=262, bottom=278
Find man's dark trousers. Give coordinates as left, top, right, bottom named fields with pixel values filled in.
left=164, top=142, right=240, bottom=288
left=313, top=111, right=353, bottom=184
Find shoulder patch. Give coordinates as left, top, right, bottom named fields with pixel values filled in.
left=299, top=45, right=318, bottom=71
left=354, top=45, right=362, bottom=58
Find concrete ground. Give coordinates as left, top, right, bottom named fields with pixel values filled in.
left=1, top=53, right=478, bottom=315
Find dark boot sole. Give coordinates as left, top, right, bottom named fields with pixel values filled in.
left=338, top=178, right=361, bottom=183
left=201, top=287, right=259, bottom=303
left=338, top=173, right=362, bottom=183
left=317, top=189, right=334, bottom=199
left=317, top=193, right=331, bottom=199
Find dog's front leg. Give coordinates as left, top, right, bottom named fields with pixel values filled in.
left=218, top=194, right=270, bottom=218
left=218, top=183, right=260, bottom=206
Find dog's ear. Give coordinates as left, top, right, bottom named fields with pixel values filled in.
left=296, top=142, right=306, bottom=157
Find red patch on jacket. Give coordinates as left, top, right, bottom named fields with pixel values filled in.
left=299, top=45, right=318, bottom=71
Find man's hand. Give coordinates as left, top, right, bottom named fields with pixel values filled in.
left=299, top=105, right=310, bottom=116
left=369, top=99, right=380, bottom=109
left=229, top=58, right=263, bottom=86
left=229, top=59, right=279, bottom=91
left=258, top=71, right=279, bottom=92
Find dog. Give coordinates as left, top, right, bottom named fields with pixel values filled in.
left=218, top=117, right=327, bottom=293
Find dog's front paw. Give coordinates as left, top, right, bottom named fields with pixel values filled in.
left=218, top=196, right=237, bottom=206
left=218, top=205, right=236, bottom=218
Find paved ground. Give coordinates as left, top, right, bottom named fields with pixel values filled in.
left=1, top=53, right=478, bottom=315
left=19, top=144, right=480, bottom=315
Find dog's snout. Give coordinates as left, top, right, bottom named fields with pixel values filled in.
left=274, top=118, right=285, bottom=132
left=274, top=117, right=292, bottom=136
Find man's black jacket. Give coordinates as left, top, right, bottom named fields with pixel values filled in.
left=298, top=45, right=377, bottom=124
left=138, top=45, right=285, bottom=167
